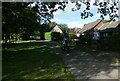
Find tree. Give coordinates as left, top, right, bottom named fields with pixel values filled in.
left=38, top=22, right=58, bottom=39
left=2, top=2, right=69, bottom=41
left=48, top=22, right=57, bottom=31
left=30, top=2, right=67, bottom=24
left=2, top=2, right=40, bottom=42
left=29, top=0, right=119, bottom=23
left=58, top=23, right=68, bottom=32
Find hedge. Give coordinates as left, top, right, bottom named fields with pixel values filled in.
left=106, top=32, right=120, bottom=51
left=69, top=33, right=77, bottom=39
left=51, top=32, right=61, bottom=41
left=45, top=32, right=51, bottom=40
left=45, top=32, right=61, bottom=41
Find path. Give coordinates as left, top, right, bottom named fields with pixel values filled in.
left=41, top=41, right=120, bottom=80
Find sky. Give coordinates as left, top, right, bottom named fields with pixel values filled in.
left=51, top=0, right=119, bottom=28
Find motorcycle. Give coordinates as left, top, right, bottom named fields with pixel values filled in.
left=61, top=39, right=69, bottom=52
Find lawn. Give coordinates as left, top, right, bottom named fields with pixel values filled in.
left=2, top=41, right=74, bottom=80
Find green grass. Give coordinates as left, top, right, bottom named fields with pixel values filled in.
left=2, top=41, right=74, bottom=80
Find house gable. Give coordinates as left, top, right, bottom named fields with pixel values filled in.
left=98, top=21, right=120, bottom=32
left=50, top=25, right=63, bottom=33
left=82, top=19, right=103, bottom=33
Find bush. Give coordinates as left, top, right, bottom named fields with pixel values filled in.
left=22, top=33, right=30, bottom=40
left=69, top=33, right=77, bottom=39
left=76, top=35, right=91, bottom=46
left=106, top=33, right=120, bottom=51
left=45, top=32, right=61, bottom=41
left=51, top=32, right=61, bottom=41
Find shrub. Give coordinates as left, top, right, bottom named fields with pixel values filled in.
left=76, top=35, right=91, bottom=46
left=69, top=33, right=77, bottom=39
left=45, top=32, right=61, bottom=41
left=51, top=32, right=61, bottom=41
left=106, top=33, right=120, bottom=51
left=22, top=33, right=30, bottom=40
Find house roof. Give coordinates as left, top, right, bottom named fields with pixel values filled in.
left=74, top=28, right=82, bottom=33
left=50, top=25, right=63, bottom=33
left=69, top=28, right=82, bottom=34
left=98, top=21, right=120, bottom=32
left=82, top=19, right=102, bottom=33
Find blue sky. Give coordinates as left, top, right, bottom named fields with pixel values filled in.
left=51, top=0, right=119, bottom=28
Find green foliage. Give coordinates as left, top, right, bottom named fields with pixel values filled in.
left=69, top=33, right=77, bottom=39
left=48, top=22, right=57, bottom=30
left=22, top=33, right=31, bottom=40
left=45, top=32, right=61, bottom=41
left=33, top=31, right=40, bottom=37
left=79, top=35, right=91, bottom=45
left=104, top=20, right=110, bottom=23
left=106, top=33, right=120, bottom=51
left=2, top=2, right=40, bottom=42
left=45, top=32, right=52, bottom=40
left=58, top=23, right=68, bottom=32
left=51, top=32, right=61, bottom=41
left=32, top=2, right=67, bottom=24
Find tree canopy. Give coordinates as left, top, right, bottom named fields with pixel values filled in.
left=58, top=23, right=68, bottom=32
left=30, top=0, right=119, bottom=22
left=2, top=2, right=40, bottom=41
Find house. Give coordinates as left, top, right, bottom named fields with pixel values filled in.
left=69, top=28, right=82, bottom=37
left=50, top=25, right=63, bottom=33
left=69, top=28, right=82, bottom=33
left=81, top=19, right=103, bottom=37
left=74, top=28, right=82, bottom=37
left=81, top=19, right=120, bottom=38
left=80, top=19, right=120, bottom=48
left=98, top=21, right=120, bottom=39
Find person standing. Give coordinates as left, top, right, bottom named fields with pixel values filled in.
left=92, top=29, right=101, bottom=49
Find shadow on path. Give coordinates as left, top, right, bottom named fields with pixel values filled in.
left=41, top=40, right=120, bottom=80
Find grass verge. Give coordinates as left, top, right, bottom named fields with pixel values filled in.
left=2, top=41, right=74, bottom=80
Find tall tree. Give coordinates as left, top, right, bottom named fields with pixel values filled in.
left=2, top=2, right=40, bottom=42
left=30, top=2, right=68, bottom=24
left=58, top=23, right=68, bottom=32
left=48, top=22, right=57, bottom=31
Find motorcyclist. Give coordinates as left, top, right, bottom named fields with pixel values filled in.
left=61, top=31, right=69, bottom=51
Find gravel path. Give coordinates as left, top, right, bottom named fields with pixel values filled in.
left=40, top=41, right=120, bottom=80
